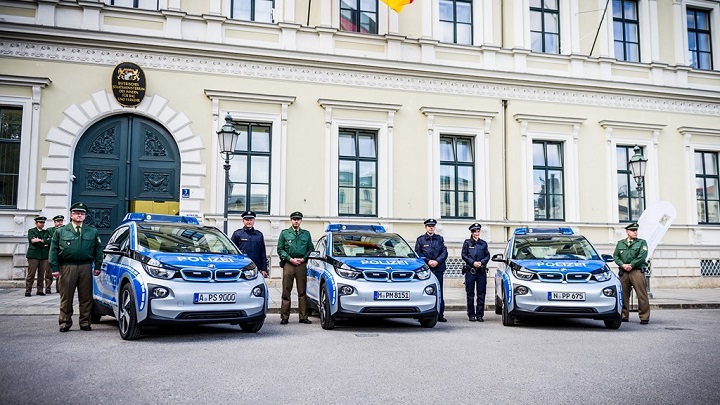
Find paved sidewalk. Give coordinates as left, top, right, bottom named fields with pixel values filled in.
left=2, top=285, right=719, bottom=316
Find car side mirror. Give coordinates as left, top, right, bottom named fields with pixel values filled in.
left=491, top=253, right=505, bottom=263
left=308, top=251, right=322, bottom=259
left=103, top=243, right=122, bottom=255
left=601, top=254, right=614, bottom=263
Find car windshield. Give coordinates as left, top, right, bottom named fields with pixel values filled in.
left=512, top=235, right=600, bottom=260
left=331, top=232, right=417, bottom=258
left=135, top=224, right=239, bottom=255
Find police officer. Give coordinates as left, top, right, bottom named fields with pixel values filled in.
left=415, top=219, right=448, bottom=322
left=25, top=216, right=51, bottom=297
left=613, top=222, right=650, bottom=324
left=49, top=202, right=103, bottom=332
left=277, top=211, right=314, bottom=325
left=461, top=223, right=490, bottom=322
left=231, top=211, right=268, bottom=278
left=45, top=214, right=65, bottom=293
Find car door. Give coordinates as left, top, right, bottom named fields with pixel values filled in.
left=97, top=225, right=131, bottom=307
left=306, top=236, right=327, bottom=303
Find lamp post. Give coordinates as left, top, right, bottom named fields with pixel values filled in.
left=628, top=145, right=652, bottom=298
left=217, top=113, right=239, bottom=235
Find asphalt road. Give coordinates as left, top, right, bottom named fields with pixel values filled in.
left=1, top=310, right=719, bottom=405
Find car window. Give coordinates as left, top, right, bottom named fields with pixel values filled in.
left=315, top=236, right=327, bottom=257
left=135, top=224, right=239, bottom=254
left=107, top=226, right=130, bottom=250
left=512, top=236, right=600, bottom=260
left=331, top=233, right=416, bottom=258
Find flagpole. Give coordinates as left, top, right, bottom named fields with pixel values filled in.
left=307, top=0, right=311, bottom=26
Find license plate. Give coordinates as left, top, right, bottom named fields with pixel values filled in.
left=374, top=291, right=410, bottom=300
left=548, top=292, right=586, bottom=301
left=193, top=292, right=236, bottom=304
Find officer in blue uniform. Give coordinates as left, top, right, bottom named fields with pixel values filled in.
left=230, top=211, right=268, bottom=278
left=461, top=223, right=490, bottom=322
left=414, top=219, right=448, bottom=322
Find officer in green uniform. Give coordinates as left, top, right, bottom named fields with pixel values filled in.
left=44, top=214, right=65, bottom=293
left=277, top=211, right=314, bottom=325
left=613, top=222, right=650, bottom=324
left=49, top=203, right=103, bottom=332
left=25, top=216, right=51, bottom=297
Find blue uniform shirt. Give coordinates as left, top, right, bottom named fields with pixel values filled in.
left=461, top=237, right=490, bottom=268
left=231, top=227, right=267, bottom=271
left=414, top=233, right=448, bottom=272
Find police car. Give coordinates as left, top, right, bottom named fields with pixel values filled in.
left=92, top=213, right=268, bottom=340
left=492, top=227, right=623, bottom=329
left=306, top=224, right=441, bottom=330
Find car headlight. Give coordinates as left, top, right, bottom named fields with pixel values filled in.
left=241, top=262, right=258, bottom=280
left=142, top=258, right=176, bottom=279
left=335, top=262, right=361, bottom=279
left=593, top=269, right=613, bottom=282
left=512, top=268, right=536, bottom=281
left=416, top=264, right=431, bottom=280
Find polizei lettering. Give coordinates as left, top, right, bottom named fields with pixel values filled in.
left=176, top=256, right=235, bottom=263
left=541, top=262, right=587, bottom=267
left=359, top=259, right=410, bottom=265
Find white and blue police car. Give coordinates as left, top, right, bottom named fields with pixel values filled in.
left=306, top=224, right=441, bottom=330
left=93, top=213, right=268, bottom=340
left=492, top=227, right=623, bottom=329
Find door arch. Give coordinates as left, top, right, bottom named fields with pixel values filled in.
left=72, top=114, right=180, bottom=242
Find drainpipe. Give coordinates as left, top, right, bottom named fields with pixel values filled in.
left=502, top=99, right=509, bottom=241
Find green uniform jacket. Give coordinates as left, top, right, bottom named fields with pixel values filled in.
left=612, top=237, right=649, bottom=270
left=26, top=227, right=50, bottom=260
left=49, top=223, right=103, bottom=272
left=277, top=227, right=314, bottom=261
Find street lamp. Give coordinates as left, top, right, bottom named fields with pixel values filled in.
left=628, top=145, right=648, bottom=210
left=217, top=113, right=239, bottom=234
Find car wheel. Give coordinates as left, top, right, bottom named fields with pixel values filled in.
left=119, top=284, right=142, bottom=340
left=604, top=317, right=622, bottom=330
left=495, top=295, right=502, bottom=315
left=501, top=288, right=515, bottom=327
left=319, top=285, right=335, bottom=330
left=240, top=321, right=264, bottom=333
left=419, top=315, right=438, bottom=328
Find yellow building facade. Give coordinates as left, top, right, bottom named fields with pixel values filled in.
left=1, top=0, right=719, bottom=287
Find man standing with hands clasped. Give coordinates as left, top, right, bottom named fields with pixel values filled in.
left=49, top=202, right=103, bottom=332
left=461, top=223, right=490, bottom=322
left=277, top=211, right=314, bottom=325
left=231, top=211, right=268, bottom=278
left=415, top=219, right=448, bottom=322
left=613, top=222, right=650, bottom=325
left=25, top=216, right=51, bottom=297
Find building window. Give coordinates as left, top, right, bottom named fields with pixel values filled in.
left=530, top=0, right=560, bottom=53
left=533, top=141, right=564, bottom=220
left=231, top=0, right=274, bottom=23
left=613, top=0, right=640, bottom=62
left=0, top=107, right=21, bottom=208
left=106, top=0, right=159, bottom=9
left=439, top=0, right=473, bottom=45
left=687, top=8, right=713, bottom=70
left=338, top=129, right=377, bottom=216
left=340, top=0, right=378, bottom=34
left=696, top=151, right=720, bottom=224
left=439, top=136, right=475, bottom=218
left=229, top=122, right=271, bottom=214
left=616, top=145, right=645, bottom=222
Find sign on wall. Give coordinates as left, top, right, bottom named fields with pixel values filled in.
left=111, top=62, right=146, bottom=106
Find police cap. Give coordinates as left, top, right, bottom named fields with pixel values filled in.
left=34, top=216, right=46, bottom=222
left=52, top=215, right=65, bottom=221
left=625, top=222, right=639, bottom=230
left=241, top=210, right=256, bottom=219
left=468, top=223, right=482, bottom=231
left=70, top=202, right=88, bottom=212
left=423, top=218, right=437, bottom=226
left=290, top=211, right=303, bottom=219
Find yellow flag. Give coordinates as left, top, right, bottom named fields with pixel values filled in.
left=381, top=0, right=414, bottom=13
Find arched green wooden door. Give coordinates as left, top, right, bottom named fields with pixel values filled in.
left=72, top=114, right=180, bottom=243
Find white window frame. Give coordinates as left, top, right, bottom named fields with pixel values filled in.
left=515, top=114, right=585, bottom=222
left=677, top=0, right=720, bottom=70
left=324, top=0, right=389, bottom=36
left=519, top=0, right=576, bottom=55
left=680, top=126, right=720, bottom=227
left=603, top=0, right=651, bottom=62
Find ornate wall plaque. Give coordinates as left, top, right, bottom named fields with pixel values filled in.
left=111, top=62, right=146, bottom=106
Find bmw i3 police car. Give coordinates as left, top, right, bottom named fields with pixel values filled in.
left=492, top=227, right=623, bottom=329
left=306, top=224, right=441, bottom=330
left=93, top=213, right=268, bottom=340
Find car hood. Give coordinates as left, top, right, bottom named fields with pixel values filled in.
left=144, top=252, right=254, bottom=269
left=335, top=257, right=426, bottom=270
left=513, top=259, right=607, bottom=272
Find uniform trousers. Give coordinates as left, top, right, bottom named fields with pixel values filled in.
left=58, top=263, right=94, bottom=328
left=25, top=259, right=49, bottom=294
left=44, top=268, right=54, bottom=293
left=432, top=270, right=445, bottom=316
left=620, top=268, right=650, bottom=321
left=465, top=268, right=487, bottom=318
left=281, top=262, right=308, bottom=321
